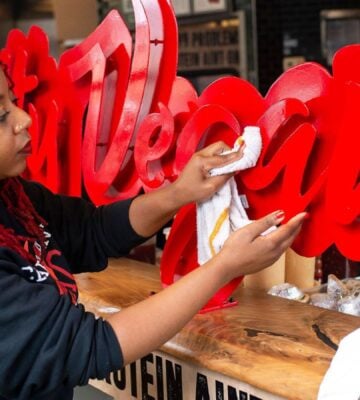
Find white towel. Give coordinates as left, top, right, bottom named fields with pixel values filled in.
left=317, top=327, right=360, bottom=400
left=197, top=126, right=262, bottom=265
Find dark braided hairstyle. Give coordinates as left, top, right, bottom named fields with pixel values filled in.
left=0, top=178, right=48, bottom=263
left=0, top=62, right=48, bottom=263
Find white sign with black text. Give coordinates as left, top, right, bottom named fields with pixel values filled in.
left=178, top=16, right=247, bottom=77
left=90, top=350, right=285, bottom=400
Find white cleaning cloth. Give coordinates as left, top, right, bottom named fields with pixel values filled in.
left=317, top=327, right=360, bottom=400
left=197, top=126, right=262, bottom=265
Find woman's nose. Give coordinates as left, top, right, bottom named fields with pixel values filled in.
left=14, top=109, right=32, bottom=134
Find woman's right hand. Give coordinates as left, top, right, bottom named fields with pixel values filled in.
left=211, top=211, right=307, bottom=284
left=108, top=210, right=307, bottom=366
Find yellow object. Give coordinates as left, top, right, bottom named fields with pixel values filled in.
left=235, top=136, right=244, bottom=147
left=209, top=208, right=229, bottom=257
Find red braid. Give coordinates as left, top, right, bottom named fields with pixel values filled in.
left=0, top=178, right=47, bottom=263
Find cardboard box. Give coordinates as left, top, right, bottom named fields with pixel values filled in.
left=52, top=0, right=99, bottom=41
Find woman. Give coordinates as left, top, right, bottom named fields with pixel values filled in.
left=0, top=64, right=306, bottom=399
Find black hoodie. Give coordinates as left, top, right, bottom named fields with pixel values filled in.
left=0, top=179, right=146, bottom=399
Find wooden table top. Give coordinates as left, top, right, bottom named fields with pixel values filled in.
left=75, top=258, right=360, bottom=400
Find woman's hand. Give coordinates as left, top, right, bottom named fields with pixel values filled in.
left=172, top=141, right=244, bottom=207
left=210, top=211, right=307, bottom=285
left=129, top=141, right=244, bottom=237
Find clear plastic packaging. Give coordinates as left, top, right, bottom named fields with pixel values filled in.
left=268, top=282, right=309, bottom=303
left=306, top=274, right=360, bottom=316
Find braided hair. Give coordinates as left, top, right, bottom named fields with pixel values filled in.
left=0, top=178, right=48, bottom=263
left=0, top=62, right=47, bottom=263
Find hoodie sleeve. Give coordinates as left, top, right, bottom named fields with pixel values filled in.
left=21, top=179, right=149, bottom=273
left=0, top=249, right=123, bottom=400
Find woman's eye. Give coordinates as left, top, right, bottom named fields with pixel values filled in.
left=0, top=110, right=10, bottom=122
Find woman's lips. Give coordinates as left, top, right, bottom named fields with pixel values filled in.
left=19, top=141, right=32, bottom=154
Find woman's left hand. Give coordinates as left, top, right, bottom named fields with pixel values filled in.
left=128, top=141, right=244, bottom=237
left=171, top=140, right=245, bottom=207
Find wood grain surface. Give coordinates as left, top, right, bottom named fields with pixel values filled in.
left=76, top=258, right=360, bottom=400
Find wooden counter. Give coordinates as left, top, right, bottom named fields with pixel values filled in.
left=76, top=258, right=360, bottom=400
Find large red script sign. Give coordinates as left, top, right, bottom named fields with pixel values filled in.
left=1, top=0, right=360, bottom=309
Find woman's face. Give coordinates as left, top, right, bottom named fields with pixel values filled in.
left=0, top=68, right=32, bottom=180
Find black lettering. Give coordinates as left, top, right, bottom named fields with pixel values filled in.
left=179, top=52, right=200, bottom=68
left=215, top=28, right=238, bottom=46
left=113, top=368, right=126, bottom=390
left=191, top=32, right=202, bottom=46
left=203, top=51, right=225, bottom=66
left=227, top=49, right=239, bottom=65
left=130, top=362, right=138, bottom=397
left=215, top=380, right=224, bottom=400
left=156, top=356, right=164, bottom=400
left=222, top=30, right=230, bottom=45
left=228, top=388, right=262, bottom=400
left=179, top=32, right=189, bottom=47
left=240, top=390, right=248, bottom=400
left=228, top=386, right=248, bottom=400
left=195, top=373, right=210, bottom=400
left=206, top=31, right=219, bottom=46
left=224, top=29, right=239, bottom=45
left=228, top=386, right=239, bottom=400
left=141, top=354, right=155, bottom=400
left=183, top=26, right=239, bottom=49
left=166, top=360, right=183, bottom=400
